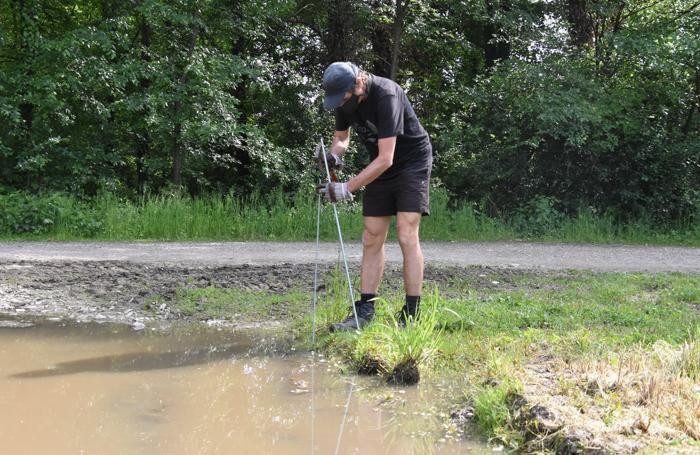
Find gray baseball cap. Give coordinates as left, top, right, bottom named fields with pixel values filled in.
left=322, top=62, right=359, bottom=110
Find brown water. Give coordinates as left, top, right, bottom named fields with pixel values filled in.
left=0, top=317, right=488, bottom=454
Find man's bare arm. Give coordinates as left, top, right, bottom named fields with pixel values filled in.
left=348, top=136, right=396, bottom=193
left=331, top=130, right=350, bottom=156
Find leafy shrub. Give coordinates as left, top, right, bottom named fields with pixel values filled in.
left=438, top=48, right=700, bottom=224
left=0, top=192, right=62, bottom=234
left=0, top=192, right=102, bottom=236
left=511, top=195, right=565, bottom=237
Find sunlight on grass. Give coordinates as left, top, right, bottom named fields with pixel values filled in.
left=172, top=286, right=308, bottom=322
left=309, top=268, right=700, bottom=450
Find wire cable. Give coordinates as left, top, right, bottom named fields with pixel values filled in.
left=319, top=138, right=359, bottom=329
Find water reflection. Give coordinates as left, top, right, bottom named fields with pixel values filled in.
left=0, top=317, right=488, bottom=454
left=11, top=343, right=252, bottom=378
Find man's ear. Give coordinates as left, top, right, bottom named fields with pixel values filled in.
left=355, top=77, right=364, bottom=96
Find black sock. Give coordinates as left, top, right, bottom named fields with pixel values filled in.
left=405, top=295, right=420, bottom=314
left=360, top=293, right=377, bottom=305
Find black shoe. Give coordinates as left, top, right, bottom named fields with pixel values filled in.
left=330, top=302, right=375, bottom=332
left=396, top=303, right=419, bottom=327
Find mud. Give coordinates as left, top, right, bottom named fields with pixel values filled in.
left=0, top=260, right=565, bottom=328
left=0, top=261, right=316, bottom=328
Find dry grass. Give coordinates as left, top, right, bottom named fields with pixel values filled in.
left=518, top=339, right=700, bottom=453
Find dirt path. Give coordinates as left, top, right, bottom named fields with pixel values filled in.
left=1, top=240, right=699, bottom=272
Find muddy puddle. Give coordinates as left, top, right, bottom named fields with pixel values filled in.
left=0, top=316, right=487, bottom=454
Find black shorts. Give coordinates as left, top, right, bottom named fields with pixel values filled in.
left=363, top=164, right=432, bottom=217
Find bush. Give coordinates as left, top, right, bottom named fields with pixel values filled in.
left=0, top=192, right=62, bottom=234
left=0, top=192, right=102, bottom=237
left=437, top=50, right=700, bottom=225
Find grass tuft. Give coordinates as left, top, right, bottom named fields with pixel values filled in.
left=472, top=380, right=523, bottom=448
left=679, top=326, right=700, bottom=381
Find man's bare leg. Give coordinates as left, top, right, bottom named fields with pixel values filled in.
left=396, top=212, right=424, bottom=296
left=360, top=216, right=391, bottom=294
left=330, top=216, right=391, bottom=332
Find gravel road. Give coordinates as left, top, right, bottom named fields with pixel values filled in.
left=0, top=241, right=699, bottom=272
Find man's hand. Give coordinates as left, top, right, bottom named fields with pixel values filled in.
left=316, top=181, right=354, bottom=203
left=315, top=144, right=344, bottom=172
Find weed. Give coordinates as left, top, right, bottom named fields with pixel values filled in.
left=143, top=294, right=166, bottom=312
left=679, top=326, right=700, bottom=381
left=472, top=379, right=523, bottom=448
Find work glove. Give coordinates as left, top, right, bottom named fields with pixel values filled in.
left=316, top=181, right=354, bottom=203
left=315, top=144, right=344, bottom=172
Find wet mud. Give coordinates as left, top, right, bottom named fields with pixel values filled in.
left=0, top=260, right=568, bottom=328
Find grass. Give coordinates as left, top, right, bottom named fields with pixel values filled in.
left=302, top=268, right=700, bottom=451
left=472, top=379, right=523, bottom=447
left=169, top=286, right=309, bottom=323
left=1, top=189, right=699, bottom=245
left=680, top=326, right=700, bottom=381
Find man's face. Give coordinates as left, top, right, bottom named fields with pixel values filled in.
left=340, top=80, right=362, bottom=105
left=341, top=91, right=353, bottom=105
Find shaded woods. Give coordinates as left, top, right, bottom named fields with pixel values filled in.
left=1, top=0, right=698, bottom=225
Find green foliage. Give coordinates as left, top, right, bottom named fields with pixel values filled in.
left=0, top=192, right=62, bottom=234
left=437, top=0, right=700, bottom=224
left=0, top=0, right=698, bottom=228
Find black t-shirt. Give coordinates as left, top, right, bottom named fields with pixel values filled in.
left=335, top=75, right=432, bottom=180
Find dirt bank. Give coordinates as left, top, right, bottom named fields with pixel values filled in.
left=1, top=240, right=698, bottom=328
left=0, top=259, right=564, bottom=328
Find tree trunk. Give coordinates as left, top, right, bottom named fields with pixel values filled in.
left=567, top=0, right=594, bottom=48
left=370, top=13, right=392, bottom=77
left=172, top=22, right=199, bottom=188
left=369, top=0, right=407, bottom=80
left=324, top=0, right=356, bottom=64
left=682, top=69, right=700, bottom=135
left=484, top=0, right=511, bottom=68
left=136, top=15, right=152, bottom=195
left=389, top=0, right=407, bottom=80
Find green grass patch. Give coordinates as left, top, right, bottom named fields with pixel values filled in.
left=306, top=269, right=700, bottom=447
left=172, top=286, right=309, bottom=323
left=472, top=379, right=523, bottom=448
left=1, top=189, right=699, bottom=245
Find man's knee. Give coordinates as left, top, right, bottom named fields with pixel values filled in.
left=363, top=228, right=385, bottom=250
left=363, top=216, right=390, bottom=251
left=397, top=222, right=420, bottom=250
